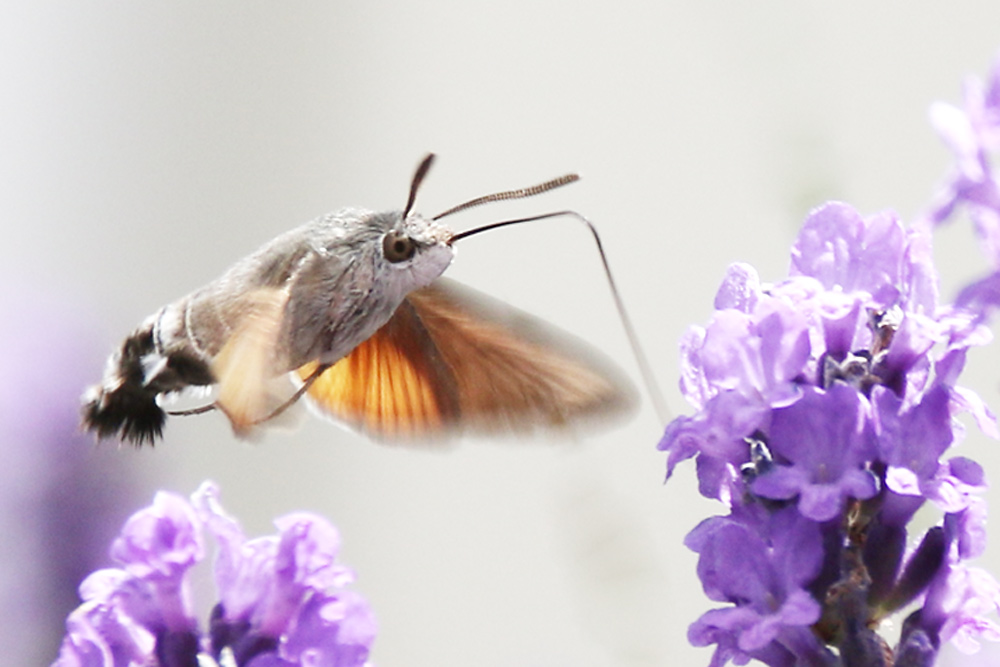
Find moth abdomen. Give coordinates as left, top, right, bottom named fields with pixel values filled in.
left=82, top=320, right=215, bottom=445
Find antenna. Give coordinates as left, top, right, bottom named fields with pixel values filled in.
left=433, top=174, right=579, bottom=220
left=403, top=153, right=436, bottom=219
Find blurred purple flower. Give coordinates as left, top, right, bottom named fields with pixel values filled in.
left=928, top=54, right=1000, bottom=250
left=916, top=504, right=1000, bottom=657
left=928, top=53, right=1000, bottom=321
left=659, top=196, right=1000, bottom=665
left=0, top=289, right=140, bottom=666
left=53, top=481, right=376, bottom=667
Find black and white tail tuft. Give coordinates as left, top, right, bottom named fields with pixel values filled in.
left=82, top=325, right=214, bottom=445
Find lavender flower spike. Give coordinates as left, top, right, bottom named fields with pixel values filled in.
left=928, top=52, right=1000, bottom=321
left=660, top=199, right=1000, bottom=665
left=53, top=481, right=376, bottom=667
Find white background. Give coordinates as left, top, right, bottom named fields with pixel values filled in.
left=5, top=2, right=1000, bottom=665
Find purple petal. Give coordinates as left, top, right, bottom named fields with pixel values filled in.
left=774, top=589, right=823, bottom=633
left=688, top=614, right=801, bottom=667
left=929, top=101, right=983, bottom=180
left=699, top=310, right=757, bottom=393
left=753, top=386, right=879, bottom=520
left=272, top=513, right=350, bottom=591
left=886, top=466, right=922, bottom=497
left=190, top=481, right=268, bottom=623
left=689, top=519, right=772, bottom=603
left=798, top=483, right=855, bottom=523
left=110, top=491, right=204, bottom=580
left=658, top=414, right=702, bottom=479
left=950, top=386, right=999, bottom=439
left=925, top=458, right=988, bottom=516
left=280, top=592, right=376, bottom=667
left=882, top=314, right=939, bottom=387
left=949, top=457, right=986, bottom=487
left=107, top=492, right=203, bottom=632
left=768, top=384, right=870, bottom=472
left=791, top=202, right=908, bottom=300
left=56, top=569, right=158, bottom=666
left=53, top=600, right=154, bottom=667
left=956, top=270, right=1000, bottom=321
left=245, top=654, right=297, bottom=667
left=696, top=452, right=740, bottom=503
left=953, top=497, right=989, bottom=560
left=255, top=513, right=353, bottom=638
left=766, top=509, right=825, bottom=588
left=904, top=219, right=940, bottom=312
left=688, top=606, right=756, bottom=648
left=753, top=301, right=812, bottom=402
left=714, top=262, right=761, bottom=313
left=246, top=653, right=296, bottom=667
left=874, top=383, right=954, bottom=476
left=679, top=325, right=713, bottom=409
left=750, top=466, right=810, bottom=502
left=817, top=293, right=865, bottom=359
left=790, top=202, right=865, bottom=286
left=659, top=390, right=769, bottom=490
left=839, top=469, right=881, bottom=499
left=971, top=204, right=1000, bottom=266
left=699, top=303, right=810, bottom=402
left=218, top=537, right=280, bottom=625
left=927, top=564, right=1000, bottom=654
left=688, top=591, right=820, bottom=656
left=191, top=481, right=245, bottom=553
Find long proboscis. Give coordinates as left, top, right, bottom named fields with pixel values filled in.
left=449, top=211, right=671, bottom=428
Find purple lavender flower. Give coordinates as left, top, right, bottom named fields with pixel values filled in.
left=52, top=481, right=376, bottom=667
left=751, top=384, right=878, bottom=522
left=0, top=289, right=141, bottom=666
left=686, top=507, right=828, bottom=666
left=929, top=53, right=1000, bottom=321
left=660, top=197, right=1000, bottom=665
left=928, top=54, right=1000, bottom=252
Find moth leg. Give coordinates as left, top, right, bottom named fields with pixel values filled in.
left=166, top=403, right=217, bottom=417
left=167, top=294, right=320, bottom=434
left=167, top=363, right=327, bottom=423
left=250, top=362, right=332, bottom=426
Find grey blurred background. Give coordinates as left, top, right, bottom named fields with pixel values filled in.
left=4, top=2, right=1000, bottom=665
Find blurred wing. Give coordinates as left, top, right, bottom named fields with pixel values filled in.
left=297, top=278, right=635, bottom=441
left=212, top=288, right=295, bottom=436
left=295, top=298, right=460, bottom=440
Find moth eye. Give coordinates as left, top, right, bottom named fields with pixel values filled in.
left=383, top=231, right=417, bottom=263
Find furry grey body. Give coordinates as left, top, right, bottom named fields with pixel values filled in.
left=162, top=209, right=408, bottom=369
left=83, top=207, right=454, bottom=443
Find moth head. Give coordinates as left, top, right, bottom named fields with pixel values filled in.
left=377, top=212, right=454, bottom=289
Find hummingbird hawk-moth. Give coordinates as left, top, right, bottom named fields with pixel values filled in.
left=82, top=155, right=637, bottom=445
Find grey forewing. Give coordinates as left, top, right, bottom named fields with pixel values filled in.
left=176, top=222, right=321, bottom=359
left=157, top=208, right=407, bottom=371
